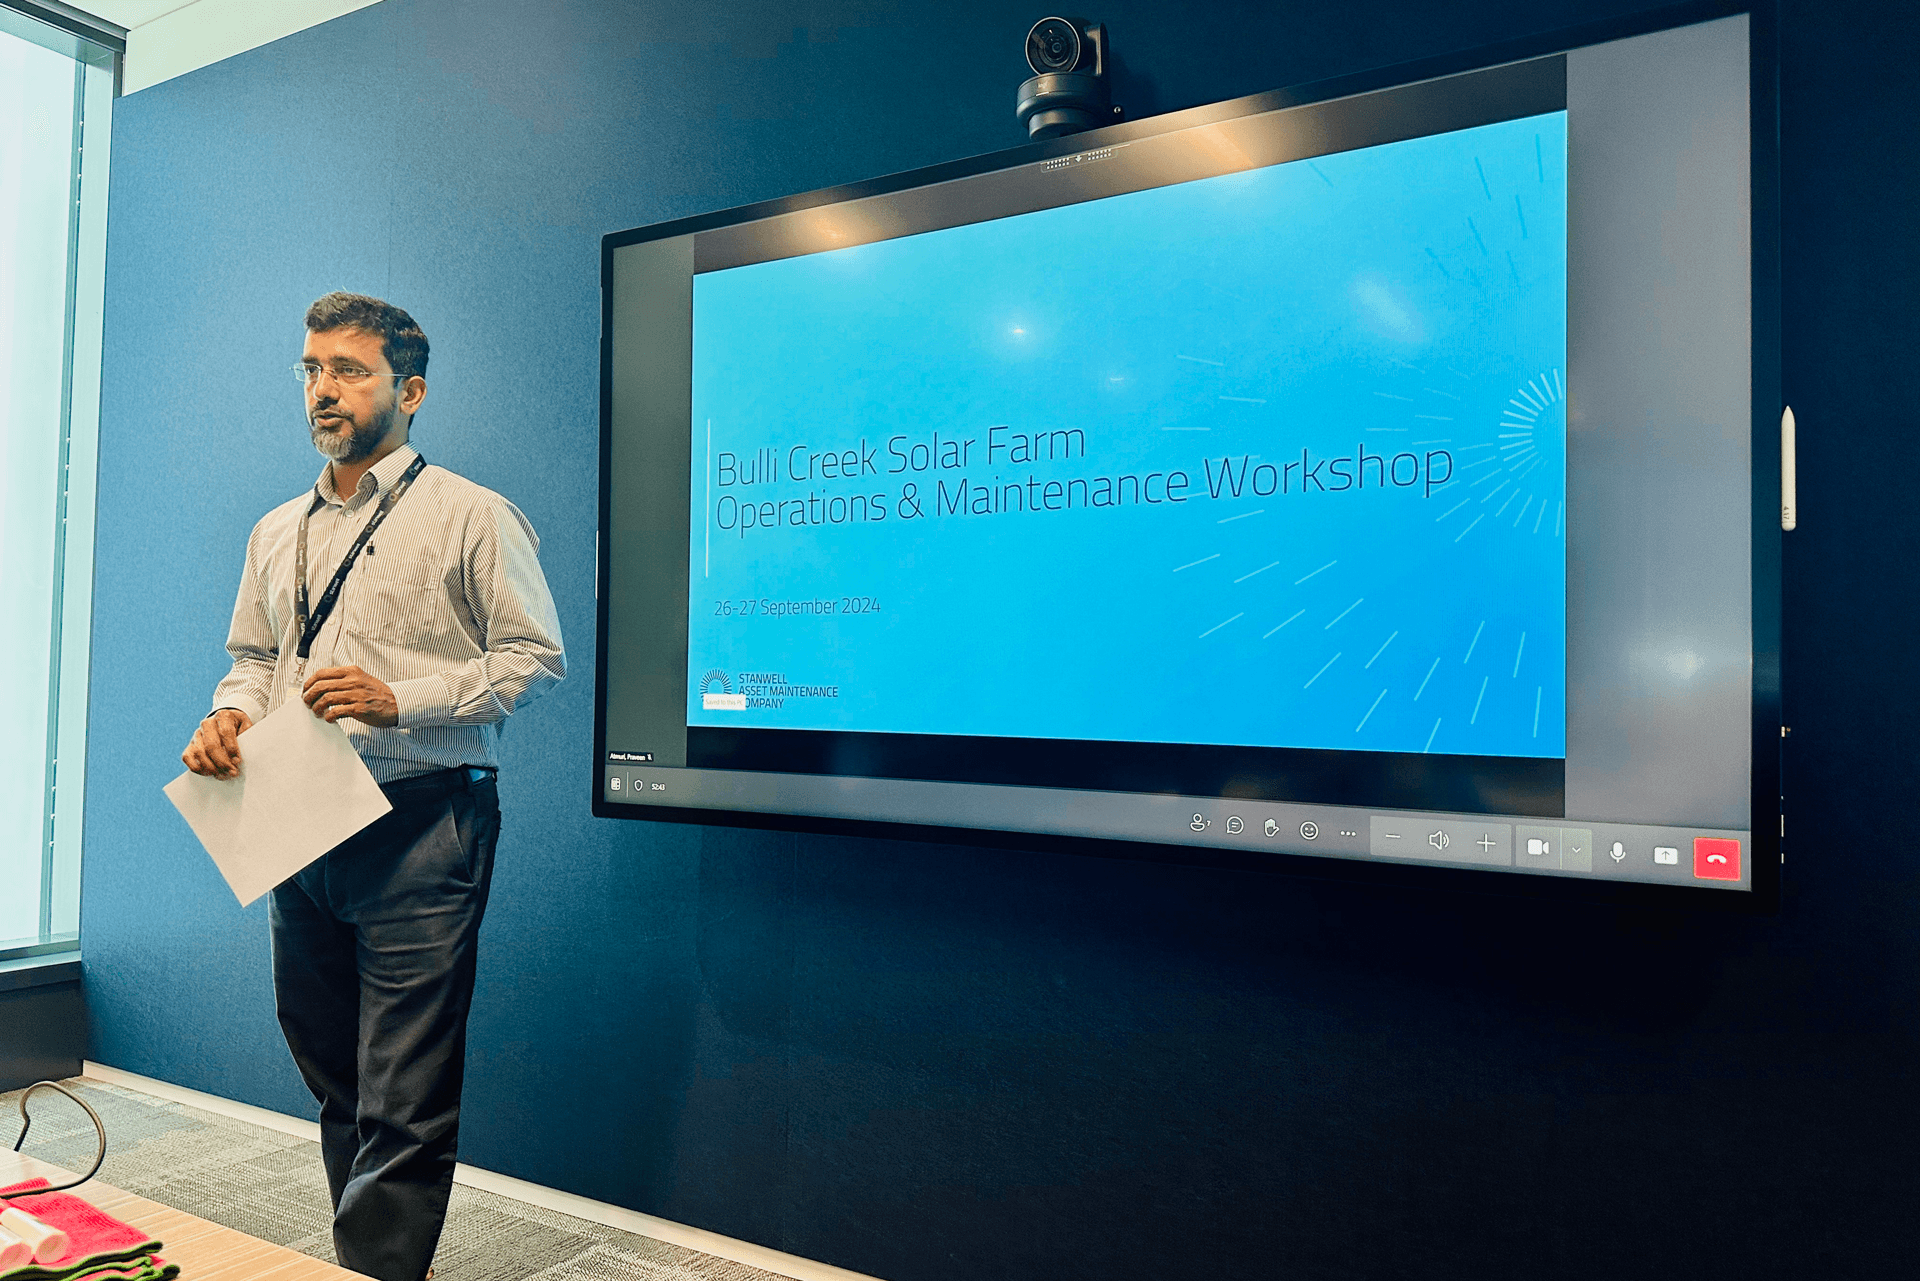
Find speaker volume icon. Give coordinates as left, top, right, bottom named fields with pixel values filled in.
left=1428, top=830, right=1450, bottom=852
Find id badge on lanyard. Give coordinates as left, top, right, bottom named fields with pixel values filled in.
left=292, top=453, right=427, bottom=689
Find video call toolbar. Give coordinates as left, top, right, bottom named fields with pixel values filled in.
left=601, top=765, right=1749, bottom=891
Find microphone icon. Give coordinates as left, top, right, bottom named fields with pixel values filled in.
left=1609, top=842, right=1626, bottom=862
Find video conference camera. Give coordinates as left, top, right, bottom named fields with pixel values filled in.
left=1016, top=16, right=1116, bottom=140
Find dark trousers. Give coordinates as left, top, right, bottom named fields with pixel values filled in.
left=269, top=768, right=500, bottom=1281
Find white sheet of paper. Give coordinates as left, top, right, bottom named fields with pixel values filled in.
left=163, top=701, right=393, bottom=906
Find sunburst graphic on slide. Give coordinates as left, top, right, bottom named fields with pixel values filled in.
left=1484, top=369, right=1564, bottom=537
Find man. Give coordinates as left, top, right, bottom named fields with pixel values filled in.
left=180, top=292, right=565, bottom=1281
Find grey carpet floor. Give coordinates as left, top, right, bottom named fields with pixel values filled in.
left=0, top=1079, right=787, bottom=1281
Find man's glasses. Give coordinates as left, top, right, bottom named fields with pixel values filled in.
left=292, top=363, right=407, bottom=388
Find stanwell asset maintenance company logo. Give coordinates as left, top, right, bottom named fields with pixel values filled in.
left=700, top=669, right=843, bottom=710
left=700, top=669, right=745, bottom=710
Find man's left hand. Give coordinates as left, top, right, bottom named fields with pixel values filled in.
left=303, top=665, right=399, bottom=727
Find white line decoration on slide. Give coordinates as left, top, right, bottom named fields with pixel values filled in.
left=1234, top=560, right=1280, bottom=583
left=1263, top=610, right=1305, bottom=638
left=1366, top=631, right=1398, bottom=668
left=1294, top=560, right=1337, bottom=584
left=1356, top=688, right=1388, bottom=733
left=1156, top=361, right=1564, bottom=753
left=1143, top=174, right=1563, bottom=751
left=1415, top=656, right=1441, bottom=700
left=1304, top=652, right=1342, bottom=689
left=1324, top=598, right=1363, bottom=629
left=1348, top=356, right=1557, bottom=745
left=1459, top=367, right=1564, bottom=546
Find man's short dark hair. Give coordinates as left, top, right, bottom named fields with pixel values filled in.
left=305, top=292, right=430, bottom=380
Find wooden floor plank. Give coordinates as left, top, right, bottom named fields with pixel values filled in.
left=0, top=1150, right=358, bottom=1279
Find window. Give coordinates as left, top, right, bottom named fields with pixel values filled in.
left=0, top=4, right=113, bottom=957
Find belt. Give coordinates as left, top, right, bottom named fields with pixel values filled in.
left=379, top=765, right=497, bottom=796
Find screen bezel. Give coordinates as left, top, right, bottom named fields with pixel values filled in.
left=593, top=0, right=1782, bottom=914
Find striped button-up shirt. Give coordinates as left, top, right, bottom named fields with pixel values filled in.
left=211, top=444, right=565, bottom=783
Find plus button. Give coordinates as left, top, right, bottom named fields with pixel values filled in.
left=1477, top=833, right=1497, bottom=853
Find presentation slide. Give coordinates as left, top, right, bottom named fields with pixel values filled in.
left=687, top=111, right=1567, bottom=759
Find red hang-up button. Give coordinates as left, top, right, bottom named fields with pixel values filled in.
left=1693, top=837, right=1742, bottom=881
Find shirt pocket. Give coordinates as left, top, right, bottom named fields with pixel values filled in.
left=343, top=556, right=446, bottom=648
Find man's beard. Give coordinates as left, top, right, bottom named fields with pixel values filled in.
left=310, top=400, right=399, bottom=464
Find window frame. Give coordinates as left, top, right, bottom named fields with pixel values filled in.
left=0, top=0, right=116, bottom=960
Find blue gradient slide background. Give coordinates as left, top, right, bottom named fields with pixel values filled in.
left=688, top=111, right=1566, bottom=757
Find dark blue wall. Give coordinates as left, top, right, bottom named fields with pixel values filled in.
left=81, top=2, right=1918, bottom=1278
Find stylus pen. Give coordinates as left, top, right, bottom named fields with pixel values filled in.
left=1781, top=406, right=1797, bottom=531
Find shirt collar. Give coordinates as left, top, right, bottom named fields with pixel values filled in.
left=314, top=443, right=421, bottom=508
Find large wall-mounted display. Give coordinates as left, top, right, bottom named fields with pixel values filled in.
left=596, top=6, right=1777, bottom=905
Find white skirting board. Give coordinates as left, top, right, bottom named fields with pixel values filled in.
left=81, top=1062, right=882, bottom=1281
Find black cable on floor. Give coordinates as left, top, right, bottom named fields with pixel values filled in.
left=3, top=1081, right=106, bottom=1198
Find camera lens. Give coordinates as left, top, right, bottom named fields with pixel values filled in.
left=1026, top=18, right=1081, bottom=73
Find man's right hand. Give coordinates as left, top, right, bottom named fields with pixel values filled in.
left=182, top=709, right=253, bottom=779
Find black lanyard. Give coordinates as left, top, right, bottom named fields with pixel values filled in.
left=294, top=453, right=428, bottom=668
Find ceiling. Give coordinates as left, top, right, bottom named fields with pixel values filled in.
left=74, top=1, right=199, bottom=30
left=60, top=0, right=385, bottom=93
